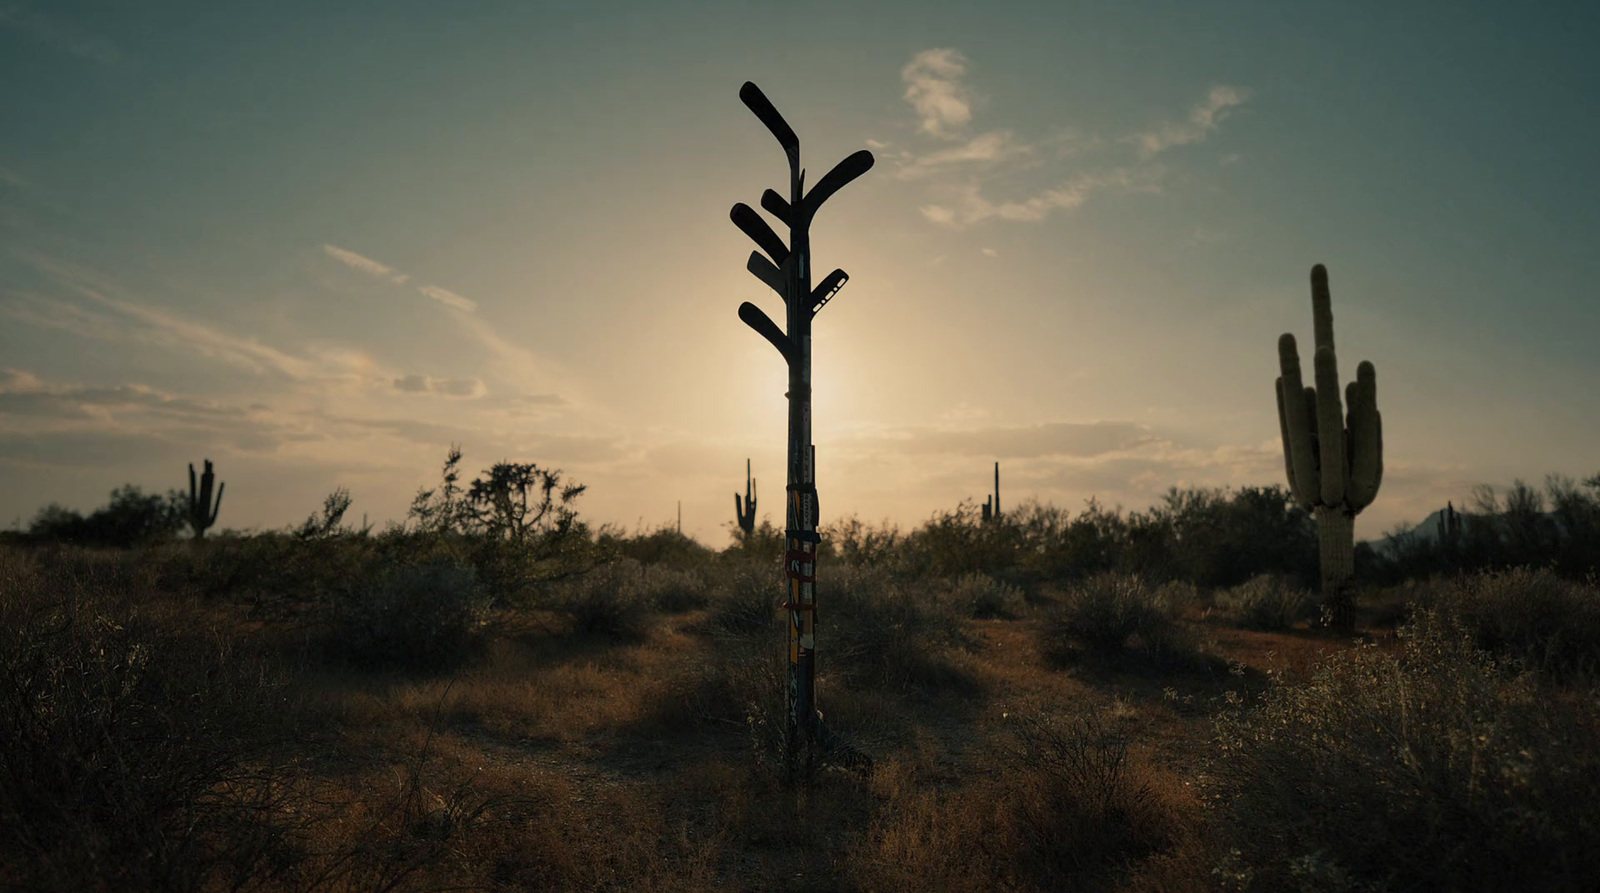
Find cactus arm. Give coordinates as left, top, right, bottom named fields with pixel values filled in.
left=211, top=481, right=225, bottom=525
left=1275, top=377, right=1300, bottom=502
left=1278, top=334, right=1319, bottom=507
left=1313, top=345, right=1346, bottom=506
left=1311, top=264, right=1335, bottom=354
left=1346, top=361, right=1381, bottom=509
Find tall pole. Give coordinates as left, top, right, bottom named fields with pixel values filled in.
left=730, top=81, right=873, bottom=777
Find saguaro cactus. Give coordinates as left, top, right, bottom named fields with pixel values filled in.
left=982, top=462, right=1000, bottom=522
left=730, top=80, right=874, bottom=777
left=735, top=459, right=757, bottom=536
left=1274, top=264, right=1382, bottom=627
left=1438, top=500, right=1462, bottom=544
left=187, top=459, right=224, bottom=540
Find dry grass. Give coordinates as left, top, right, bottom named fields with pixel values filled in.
left=5, top=543, right=1599, bottom=890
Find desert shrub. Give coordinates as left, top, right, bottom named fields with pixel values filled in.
left=704, top=560, right=783, bottom=637
left=640, top=564, right=709, bottom=613
left=24, top=485, right=187, bottom=548
left=1008, top=713, right=1185, bottom=888
left=605, top=524, right=715, bottom=570
left=824, top=563, right=971, bottom=692
left=1049, top=573, right=1169, bottom=650
left=0, top=547, right=299, bottom=890
left=1411, top=567, right=1600, bottom=680
left=947, top=572, right=1025, bottom=619
left=327, top=560, right=491, bottom=670
left=557, top=559, right=655, bottom=640
left=1215, top=574, right=1312, bottom=630
left=848, top=713, right=1191, bottom=892
left=1213, top=610, right=1600, bottom=892
left=822, top=515, right=905, bottom=568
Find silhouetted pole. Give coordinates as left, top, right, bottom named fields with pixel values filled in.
left=730, top=80, right=873, bottom=778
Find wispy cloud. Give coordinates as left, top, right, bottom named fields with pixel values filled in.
left=1133, top=86, right=1249, bottom=158
left=890, top=49, right=1249, bottom=229
left=416, top=284, right=477, bottom=312
left=321, top=243, right=488, bottom=312
left=322, top=244, right=411, bottom=285
left=3, top=254, right=315, bottom=380
left=919, top=167, right=1163, bottom=227
left=392, top=374, right=485, bottom=398
left=0, top=5, right=122, bottom=65
left=893, top=130, right=1030, bottom=180
left=902, top=48, right=975, bottom=139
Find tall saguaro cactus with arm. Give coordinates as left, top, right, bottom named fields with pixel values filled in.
left=187, top=459, right=224, bottom=541
left=735, top=459, right=757, bottom=536
left=1275, top=264, right=1382, bottom=627
left=730, top=80, right=874, bottom=777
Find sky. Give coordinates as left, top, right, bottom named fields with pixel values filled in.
left=2, top=1, right=1597, bottom=544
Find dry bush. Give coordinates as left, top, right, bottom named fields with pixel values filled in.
left=1006, top=714, right=1187, bottom=888
left=823, top=563, right=974, bottom=694
left=1411, top=567, right=1600, bottom=680
left=947, top=572, right=1026, bottom=619
left=703, top=559, right=784, bottom=637
left=848, top=714, right=1194, bottom=892
left=0, top=547, right=302, bottom=891
left=1214, top=574, right=1313, bottom=631
left=1046, top=573, right=1202, bottom=670
left=557, top=558, right=659, bottom=640
left=1213, top=609, right=1600, bottom=892
left=323, top=559, right=491, bottom=671
left=645, top=564, right=711, bottom=612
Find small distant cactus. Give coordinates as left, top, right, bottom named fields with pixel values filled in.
left=734, top=459, right=757, bottom=536
left=187, top=459, right=224, bottom=540
left=1438, top=501, right=1462, bottom=544
left=982, top=462, right=1001, bottom=523
left=1275, top=265, right=1382, bottom=627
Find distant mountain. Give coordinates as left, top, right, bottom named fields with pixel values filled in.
left=1363, top=506, right=1480, bottom=557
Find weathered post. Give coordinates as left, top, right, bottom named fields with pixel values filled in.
left=730, top=81, right=874, bottom=778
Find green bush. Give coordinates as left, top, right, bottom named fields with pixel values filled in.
left=1215, top=574, right=1312, bottom=631
left=1213, top=610, right=1600, bottom=892
left=327, top=560, right=490, bottom=669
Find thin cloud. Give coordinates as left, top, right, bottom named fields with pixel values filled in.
left=321, top=244, right=479, bottom=311
left=392, top=374, right=485, bottom=398
left=902, top=48, right=974, bottom=139
left=417, top=284, right=477, bottom=312
left=894, top=130, right=1029, bottom=180
left=919, top=167, right=1162, bottom=227
left=893, top=50, right=1248, bottom=229
left=4, top=255, right=314, bottom=379
left=1134, top=86, right=1249, bottom=157
left=322, top=244, right=411, bottom=285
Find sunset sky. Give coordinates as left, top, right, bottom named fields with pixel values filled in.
left=3, top=1, right=1597, bottom=543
